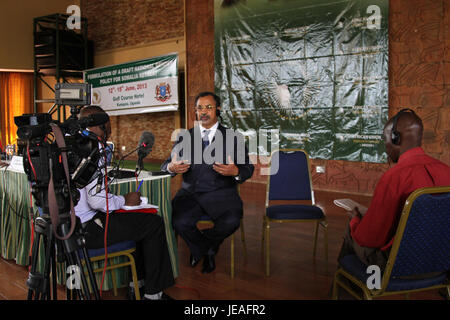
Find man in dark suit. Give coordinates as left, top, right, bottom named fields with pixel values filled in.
left=161, top=91, right=254, bottom=273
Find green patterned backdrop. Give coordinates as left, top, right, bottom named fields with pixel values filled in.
left=214, top=0, right=389, bottom=162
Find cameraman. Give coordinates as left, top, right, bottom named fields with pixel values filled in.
left=74, top=105, right=174, bottom=300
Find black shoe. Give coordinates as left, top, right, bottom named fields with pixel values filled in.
left=126, top=286, right=145, bottom=300
left=190, top=254, right=202, bottom=268
left=201, top=253, right=216, bottom=274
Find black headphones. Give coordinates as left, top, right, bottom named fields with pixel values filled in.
left=100, top=124, right=108, bottom=140
left=391, top=108, right=415, bottom=145
left=194, top=107, right=221, bottom=120
left=81, top=129, right=101, bottom=142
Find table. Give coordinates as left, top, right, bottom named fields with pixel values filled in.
left=0, top=166, right=178, bottom=292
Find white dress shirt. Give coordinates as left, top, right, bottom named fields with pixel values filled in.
left=167, top=121, right=219, bottom=174
left=74, top=142, right=126, bottom=223
left=198, top=121, right=219, bottom=144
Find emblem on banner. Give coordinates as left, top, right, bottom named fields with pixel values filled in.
left=267, top=80, right=318, bottom=120
left=92, top=90, right=101, bottom=104
left=155, top=83, right=172, bottom=102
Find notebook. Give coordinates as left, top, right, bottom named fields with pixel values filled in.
left=333, top=198, right=368, bottom=216
left=120, top=196, right=159, bottom=211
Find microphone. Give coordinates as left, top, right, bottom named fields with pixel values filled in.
left=136, top=131, right=155, bottom=172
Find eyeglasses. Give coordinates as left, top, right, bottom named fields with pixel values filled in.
left=195, top=104, right=215, bottom=111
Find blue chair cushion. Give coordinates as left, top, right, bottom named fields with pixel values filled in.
left=87, top=240, right=136, bottom=258
left=266, top=204, right=324, bottom=220
left=339, top=254, right=447, bottom=292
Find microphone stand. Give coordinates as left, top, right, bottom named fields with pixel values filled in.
left=107, top=145, right=147, bottom=180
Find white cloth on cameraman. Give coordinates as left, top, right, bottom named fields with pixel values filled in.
left=74, top=141, right=125, bottom=224
left=75, top=176, right=126, bottom=224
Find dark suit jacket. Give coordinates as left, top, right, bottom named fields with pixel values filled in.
left=161, top=124, right=254, bottom=218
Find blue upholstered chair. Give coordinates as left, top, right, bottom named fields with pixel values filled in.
left=262, top=149, right=328, bottom=276
left=85, top=240, right=141, bottom=299
left=332, top=186, right=450, bottom=300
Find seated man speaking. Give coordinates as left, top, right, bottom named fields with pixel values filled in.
left=162, top=91, right=254, bottom=274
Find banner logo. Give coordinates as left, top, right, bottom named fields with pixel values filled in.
left=92, top=90, right=101, bottom=104
left=155, top=83, right=172, bottom=102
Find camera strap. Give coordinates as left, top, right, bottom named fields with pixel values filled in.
left=48, top=123, right=77, bottom=240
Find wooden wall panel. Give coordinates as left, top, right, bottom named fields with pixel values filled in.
left=185, top=0, right=215, bottom=125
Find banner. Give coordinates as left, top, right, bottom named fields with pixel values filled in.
left=85, top=54, right=179, bottom=116
left=214, top=0, right=389, bottom=163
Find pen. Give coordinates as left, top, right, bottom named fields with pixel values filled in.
left=136, top=180, right=143, bottom=192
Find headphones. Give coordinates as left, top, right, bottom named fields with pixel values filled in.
left=391, top=108, right=415, bottom=145
left=81, top=129, right=101, bottom=142
left=194, top=106, right=221, bottom=120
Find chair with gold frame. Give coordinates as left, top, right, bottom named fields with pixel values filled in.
left=332, top=186, right=450, bottom=300
left=196, top=185, right=247, bottom=278
left=261, top=149, right=328, bottom=276
left=196, top=218, right=247, bottom=278
left=84, top=240, right=141, bottom=299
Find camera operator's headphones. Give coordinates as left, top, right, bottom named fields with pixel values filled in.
left=391, top=108, right=416, bottom=145
left=81, top=129, right=102, bottom=142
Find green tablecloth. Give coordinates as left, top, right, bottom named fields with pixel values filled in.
left=0, top=167, right=178, bottom=292
left=0, top=168, right=32, bottom=266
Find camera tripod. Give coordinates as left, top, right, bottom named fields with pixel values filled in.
left=27, top=211, right=101, bottom=300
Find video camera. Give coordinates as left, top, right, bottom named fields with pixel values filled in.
left=13, top=83, right=105, bottom=227
left=14, top=83, right=104, bottom=300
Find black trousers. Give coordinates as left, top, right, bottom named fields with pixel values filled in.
left=83, top=211, right=174, bottom=295
left=172, top=193, right=242, bottom=260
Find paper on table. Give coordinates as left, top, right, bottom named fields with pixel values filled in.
left=121, top=196, right=159, bottom=211
left=333, top=199, right=368, bottom=216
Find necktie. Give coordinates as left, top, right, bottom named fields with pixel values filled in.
left=202, top=129, right=210, bottom=149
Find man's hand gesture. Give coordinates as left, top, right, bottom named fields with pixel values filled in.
left=213, top=155, right=239, bottom=176
left=168, top=153, right=191, bottom=174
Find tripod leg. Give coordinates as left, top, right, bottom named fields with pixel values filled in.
left=80, top=246, right=101, bottom=300
left=40, top=232, right=55, bottom=300
left=73, top=250, right=92, bottom=300
left=64, top=251, right=85, bottom=300
left=27, top=217, right=53, bottom=300
left=51, top=242, right=58, bottom=300
left=27, top=228, right=42, bottom=300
